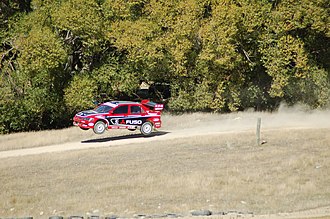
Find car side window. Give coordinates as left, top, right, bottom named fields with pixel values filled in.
left=113, top=105, right=128, bottom=114
left=131, top=106, right=142, bottom=114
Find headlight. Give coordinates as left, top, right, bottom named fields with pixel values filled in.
left=82, top=117, right=93, bottom=122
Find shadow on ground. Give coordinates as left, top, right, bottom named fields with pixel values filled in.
left=81, top=131, right=169, bottom=143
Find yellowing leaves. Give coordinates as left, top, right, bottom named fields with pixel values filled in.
left=199, top=2, right=240, bottom=69
left=64, top=74, right=97, bottom=111
left=15, top=26, right=66, bottom=73
left=52, top=0, right=103, bottom=38
left=261, top=35, right=312, bottom=97
left=111, top=19, right=157, bottom=51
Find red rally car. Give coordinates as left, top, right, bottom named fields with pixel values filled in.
left=73, top=100, right=164, bottom=135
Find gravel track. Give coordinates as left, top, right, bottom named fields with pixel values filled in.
left=1, top=108, right=330, bottom=159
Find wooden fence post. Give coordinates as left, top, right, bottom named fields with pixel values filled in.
left=256, top=117, right=261, bottom=146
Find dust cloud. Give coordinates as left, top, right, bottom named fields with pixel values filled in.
left=164, top=103, right=330, bottom=134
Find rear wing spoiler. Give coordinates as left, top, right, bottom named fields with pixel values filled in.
left=141, top=100, right=164, bottom=111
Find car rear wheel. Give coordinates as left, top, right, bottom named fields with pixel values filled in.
left=93, top=121, right=106, bottom=134
left=140, top=122, right=153, bottom=136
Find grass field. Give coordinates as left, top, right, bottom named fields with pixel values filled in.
left=0, top=111, right=330, bottom=218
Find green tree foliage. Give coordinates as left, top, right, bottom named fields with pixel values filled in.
left=52, top=0, right=104, bottom=50
left=260, top=0, right=330, bottom=107
left=92, top=56, right=140, bottom=99
left=0, top=1, right=70, bottom=133
left=0, top=0, right=329, bottom=133
left=64, top=73, right=97, bottom=112
left=0, top=0, right=32, bottom=41
left=16, top=26, right=66, bottom=73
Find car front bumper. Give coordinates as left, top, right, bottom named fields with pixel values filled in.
left=73, top=116, right=94, bottom=129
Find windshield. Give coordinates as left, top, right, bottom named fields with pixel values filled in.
left=94, top=105, right=113, bottom=113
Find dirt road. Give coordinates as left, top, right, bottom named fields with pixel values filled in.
left=1, top=108, right=330, bottom=159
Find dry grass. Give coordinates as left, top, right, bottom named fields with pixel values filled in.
left=0, top=125, right=330, bottom=218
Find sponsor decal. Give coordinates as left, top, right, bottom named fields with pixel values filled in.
left=154, top=104, right=164, bottom=110
left=108, top=116, right=150, bottom=126
left=110, top=118, right=119, bottom=125
left=125, top=120, right=142, bottom=125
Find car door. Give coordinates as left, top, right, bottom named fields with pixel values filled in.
left=127, top=105, right=149, bottom=125
left=109, top=105, right=129, bottom=127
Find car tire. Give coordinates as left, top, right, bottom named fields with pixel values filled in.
left=140, top=122, right=153, bottom=136
left=80, top=127, right=89, bottom=131
left=128, top=128, right=137, bottom=131
left=93, top=121, right=106, bottom=134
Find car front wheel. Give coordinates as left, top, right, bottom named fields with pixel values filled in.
left=93, top=121, right=106, bottom=134
left=140, top=122, right=153, bottom=136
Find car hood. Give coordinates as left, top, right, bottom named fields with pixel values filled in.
left=76, top=110, right=98, bottom=117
